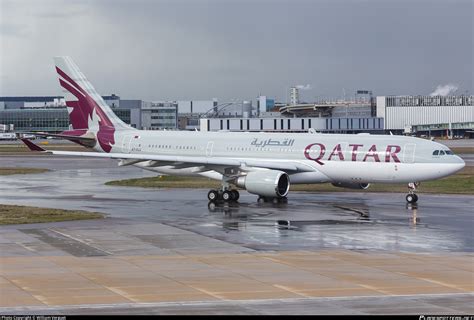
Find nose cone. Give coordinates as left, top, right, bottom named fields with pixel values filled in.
left=455, top=155, right=466, bottom=171
left=447, top=156, right=466, bottom=175
left=436, top=155, right=466, bottom=179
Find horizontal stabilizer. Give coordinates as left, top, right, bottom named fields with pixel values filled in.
left=25, top=132, right=96, bottom=142
left=23, top=132, right=97, bottom=148
left=19, top=138, right=47, bottom=152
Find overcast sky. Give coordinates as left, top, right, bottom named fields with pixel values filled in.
left=0, top=0, right=472, bottom=102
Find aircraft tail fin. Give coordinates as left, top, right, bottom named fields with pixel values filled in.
left=53, top=57, right=133, bottom=152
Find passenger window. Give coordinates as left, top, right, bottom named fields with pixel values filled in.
left=433, top=150, right=439, bottom=156
left=439, top=150, right=445, bottom=155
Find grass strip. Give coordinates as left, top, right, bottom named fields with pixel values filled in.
left=0, top=204, right=104, bottom=225
left=0, top=167, right=49, bottom=175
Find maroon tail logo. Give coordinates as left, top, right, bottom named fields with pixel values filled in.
left=57, top=67, right=115, bottom=153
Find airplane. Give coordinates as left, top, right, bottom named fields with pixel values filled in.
left=20, top=57, right=465, bottom=204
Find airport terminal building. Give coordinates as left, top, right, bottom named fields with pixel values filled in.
left=376, top=95, right=473, bottom=136
left=0, top=95, right=128, bottom=132
left=200, top=117, right=384, bottom=133
left=0, top=95, right=177, bottom=132
left=1, top=93, right=473, bottom=137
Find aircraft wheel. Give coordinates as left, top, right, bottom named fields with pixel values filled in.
left=406, top=194, right=418, bottom=204
left=208, top=190, right=219, bottom=202
left=231, top=190, right=240, bottom=201
left=257, top=196, right=266, bottom=203
left=222, top=190, right=232, bottom=202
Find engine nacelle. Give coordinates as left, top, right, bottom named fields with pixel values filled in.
left=331, top=182, right=370, bottom=190
left=235, top=170, right=290, bottom=198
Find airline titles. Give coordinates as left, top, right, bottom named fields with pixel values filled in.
left=304, top=143, right=402, bottom=165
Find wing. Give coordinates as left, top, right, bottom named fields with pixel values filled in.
left=19, top=138, right=315, bottom=174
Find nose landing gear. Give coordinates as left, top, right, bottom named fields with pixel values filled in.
left=406, top=182, right=420, bottom=204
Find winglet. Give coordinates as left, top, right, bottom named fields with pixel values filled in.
left=20, top=138, right=47, bottom=152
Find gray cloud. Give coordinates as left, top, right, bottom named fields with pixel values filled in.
left=0, top=0, right=472, bottom=102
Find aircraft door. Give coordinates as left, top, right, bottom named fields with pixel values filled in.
left=121, top=134, right=133, bottom=154
left=206, top=141, right=214, bottom=157
left=403, top=144, right=416, bottom=163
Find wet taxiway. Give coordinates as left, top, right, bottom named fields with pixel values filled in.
left=0, top=155, right=473, bottom=314
left=0, top=156, right=473, bottom=253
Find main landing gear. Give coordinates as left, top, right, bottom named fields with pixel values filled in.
left=406, top=182, right=420, bottom=204
left=207, top=189, right=240, bottom=202
left=208, top=175, right=240, bottom=203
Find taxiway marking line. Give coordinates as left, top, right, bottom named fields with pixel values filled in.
left=356, top=284, right=392, bottom=295
left=416, top=277, right=469, bottom=292
left=186, top=286, right=225, bottom=300
left=16, top=242, right=37, bottom=253
left=103, top=286, right=140, bottom=303
left=49, top=228, right=113, bottom=256
left=272, top=285, right=309, bottom=298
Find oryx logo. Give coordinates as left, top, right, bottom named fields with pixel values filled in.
left=56, top=67, right=115, bottom=153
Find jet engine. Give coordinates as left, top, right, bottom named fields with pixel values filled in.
left=331, top=182, right=370, bottom=190
left=235, top=170, right=290, bottom=198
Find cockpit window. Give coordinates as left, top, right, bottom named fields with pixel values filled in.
left=433, top=150, right=454, bottom=156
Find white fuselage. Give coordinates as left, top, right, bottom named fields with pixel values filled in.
left=105, top=130, right=465, bottom=185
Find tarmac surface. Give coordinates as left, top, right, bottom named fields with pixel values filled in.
left=0, top=154, right=473, bottom=315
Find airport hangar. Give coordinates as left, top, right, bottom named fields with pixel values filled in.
left=0, top=92, right=473, bottom=137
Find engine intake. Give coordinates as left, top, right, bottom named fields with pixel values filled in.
left=236, top=170, right=290, bottom=198
left=331, top=182, right=370, bottom=190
